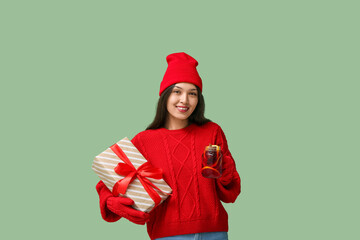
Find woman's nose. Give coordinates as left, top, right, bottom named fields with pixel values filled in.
left=180, top=93, right=188, bottom=104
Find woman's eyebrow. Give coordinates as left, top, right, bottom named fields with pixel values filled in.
left=174, top=86, right=197, bottom=91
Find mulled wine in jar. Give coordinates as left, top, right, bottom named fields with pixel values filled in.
left=201, top=144, right=222, bottom=178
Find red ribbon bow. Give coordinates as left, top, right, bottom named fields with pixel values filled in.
left=110, top=143, right=168, bottom=208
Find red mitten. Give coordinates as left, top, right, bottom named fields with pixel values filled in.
left=218, top=154, right=235, bottom=186
left=96, top=181, right=121, bottom=222
left=107, top=196, right=150, bottom=225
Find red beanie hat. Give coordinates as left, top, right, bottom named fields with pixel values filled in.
left=159, top=52, right=203, bottom=96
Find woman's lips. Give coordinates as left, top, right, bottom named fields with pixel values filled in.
left=176, top=106, right=189, bottom=112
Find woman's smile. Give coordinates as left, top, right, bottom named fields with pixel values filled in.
left=176, top=106, right=189, bottom=112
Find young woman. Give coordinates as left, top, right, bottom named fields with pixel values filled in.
left=96, top=52, right=241, bottom=240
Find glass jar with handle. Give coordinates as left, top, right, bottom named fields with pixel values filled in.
left=201, top=144, right=222, bottom=178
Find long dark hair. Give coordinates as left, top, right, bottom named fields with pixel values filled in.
left=146, top=84, right=212, bottom=130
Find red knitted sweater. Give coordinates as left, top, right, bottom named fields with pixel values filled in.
left=96, top=121, right=241, bottom=240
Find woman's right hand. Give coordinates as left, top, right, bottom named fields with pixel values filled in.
left=96, top=180, right=150, bottom=224
left=106, top=196, right=150, bottom=225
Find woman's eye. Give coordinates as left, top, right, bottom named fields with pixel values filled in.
left=190, top=92, right=197, bottom=96
left=174, top=90, right=180, bottom=94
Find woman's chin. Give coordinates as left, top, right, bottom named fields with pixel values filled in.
left=175, top=115, right=189, bottom=121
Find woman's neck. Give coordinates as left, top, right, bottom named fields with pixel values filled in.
left=164, top=118, right=190, bottom=130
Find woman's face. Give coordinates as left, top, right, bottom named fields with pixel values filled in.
left=166, top=82, right=199, bottom=123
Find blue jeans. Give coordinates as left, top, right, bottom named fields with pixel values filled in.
left=155, top=232, right=228, bottom=240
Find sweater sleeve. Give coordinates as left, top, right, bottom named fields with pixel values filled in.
left=214, top=124, right=241, bottom=203
left=96, top=180, right=122, bottom=222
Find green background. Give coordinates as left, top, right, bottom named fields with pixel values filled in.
left=1, top=0, right=359, bottom=239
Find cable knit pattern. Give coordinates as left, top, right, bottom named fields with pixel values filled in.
left=95, top=121, right=241, bottom=240
left=161, top=133, right=180, bottom=220
left=169, top=132, right=195, bottom=220
left=190, top=134, right=201, bottom=217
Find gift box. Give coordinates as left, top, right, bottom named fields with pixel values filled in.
left=92, top=137, right=172, bottom=212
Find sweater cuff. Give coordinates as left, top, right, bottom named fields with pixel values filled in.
left=96, top=181, right=122, bottom=222
left=216, top=173, right=241, bottom=203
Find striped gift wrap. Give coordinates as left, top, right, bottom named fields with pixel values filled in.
left=92, top=137, right=172, bottom=212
